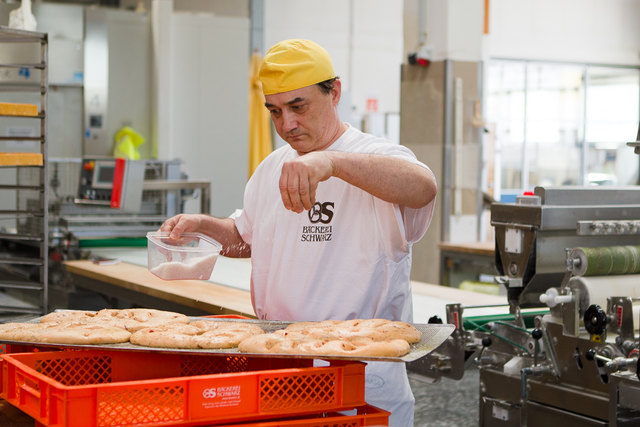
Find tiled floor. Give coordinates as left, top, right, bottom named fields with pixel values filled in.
left=411, top=367, right=479, bottom=426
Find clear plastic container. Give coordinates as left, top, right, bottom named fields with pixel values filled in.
left=146, top=231, right=222, bottom=280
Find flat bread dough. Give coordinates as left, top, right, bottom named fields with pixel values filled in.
left=0, top=321, right=131, bottom=344
left=130, top=320, right=265, bottom=349
left=0, top=309, right=190, bottom=345
left=238, top=330, right=411, bottom=357
left=33, top=323, right=132, bottom=344
left=130, top=324, right=202, bottom=348
left=92, top=308, right=190, bottom=332
left=0, top=312, right=420, bottom=357
left=190, top=320, right=265, bottom=349
left=285, top=318, right=422, bottom=343
left=0, top=322, right=50, bottom=342
left=238, top=318, right=421, bottom=357
left=39, top=310, right=97, bottom=323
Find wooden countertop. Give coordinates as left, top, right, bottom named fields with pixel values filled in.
left=64, top=260, right=256, bottom=318
left=64, top=256, right=507, bottom=322
left=438, top=241, right=495, bottom=256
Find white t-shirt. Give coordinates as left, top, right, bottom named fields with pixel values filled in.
left=232, top=125, right=436, bottom=426
left=233, top=125, right=435, bottom=323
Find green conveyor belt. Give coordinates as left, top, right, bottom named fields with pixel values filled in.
left=463, top=310, right=549, bottom=330
left=79, top=238, right=148, bottom=248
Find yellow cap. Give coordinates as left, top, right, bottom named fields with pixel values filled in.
left=259, top=39, right=335, bottom=95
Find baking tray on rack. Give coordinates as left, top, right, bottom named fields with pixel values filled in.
left=0, top=312, right=455, bottom=363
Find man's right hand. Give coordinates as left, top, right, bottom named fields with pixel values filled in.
left=159, top=214, right=251, bottom=258
left=159, top=214, right=205, bottom=240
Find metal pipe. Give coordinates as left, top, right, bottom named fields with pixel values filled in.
left=521, top=365, right=553, bottom=398
left=461, top=303, right=510, bottom=309
left=605, top=357, right=637, bottom=372
left=441, top=60, right=454, bottom=243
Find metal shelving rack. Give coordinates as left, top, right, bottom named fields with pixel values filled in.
left=0, top=26, right=48, bottom=317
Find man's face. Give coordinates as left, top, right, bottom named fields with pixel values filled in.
left=264, top=82, right=340, bottom=154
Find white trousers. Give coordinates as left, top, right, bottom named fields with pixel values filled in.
left=365, top=361, right=415, bottom=426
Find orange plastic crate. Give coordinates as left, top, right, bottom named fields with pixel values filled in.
left=0, top=344, right=61, bottom=398
left=1, top=350, right=366, bottom=427
left=220, top=405, right=389, bottom=426
left=0, top=343, right=57, bottom=354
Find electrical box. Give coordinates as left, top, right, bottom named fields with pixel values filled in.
left=75, top=157, right=145, bottom=212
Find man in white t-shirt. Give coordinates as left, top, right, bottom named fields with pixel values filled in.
left=160, top=39, right=437, bottom=426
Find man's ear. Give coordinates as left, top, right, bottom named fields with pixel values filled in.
left=331, top=79, right=342, bottom=106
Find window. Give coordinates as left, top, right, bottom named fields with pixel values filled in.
left=585, top=67, right=640, bottom=186
left=486, top=60, right=640, bottom=201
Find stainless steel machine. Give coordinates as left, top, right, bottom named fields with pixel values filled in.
left=21, top=157, right=211, bottom=250
left=2, top=157, right=210, bottom=311
left=410, top=185, right=640, bottom=426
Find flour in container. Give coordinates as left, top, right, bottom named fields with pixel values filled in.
left=150, top=253, right=218, bottom=280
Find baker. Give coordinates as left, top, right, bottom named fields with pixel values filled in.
left=160, top=38, right=437, bottom=425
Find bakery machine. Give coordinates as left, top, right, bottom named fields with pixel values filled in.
left=410, top=186, right=640, bottom=426
left=1, top=157, right=210, bottom=310
left=20, top=157, right=211, bottom=252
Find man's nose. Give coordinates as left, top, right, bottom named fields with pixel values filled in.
left=280, top=110, right=297, bottom=132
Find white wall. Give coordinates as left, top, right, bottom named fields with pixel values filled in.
left=405, top=0, right=640, bottom=65
left=263, top=0, right=404, bottom=118
left=486, top=0, right=640, bottom=65
left=404, top=0, right=484, bottom=64
left=153, top=2, right=249, bottom=217
left=121, top=0, right=248, bottom=17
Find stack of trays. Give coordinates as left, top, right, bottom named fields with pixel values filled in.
left=0, top=348, right=390, bottom=426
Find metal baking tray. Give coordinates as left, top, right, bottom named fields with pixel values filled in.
left=0, top=313, right=455, bottom=363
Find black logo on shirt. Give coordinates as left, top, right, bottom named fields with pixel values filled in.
left=308, top=202, right=334, bottom=224
left=302, top=202, right=334, bottom=242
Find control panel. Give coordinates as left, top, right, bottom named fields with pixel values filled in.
left=75, top=157, right=145, bottom=211
left=76, top=158, right=117, bottom=204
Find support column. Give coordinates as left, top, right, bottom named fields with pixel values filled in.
left=401, top=0, right=486, bottom=286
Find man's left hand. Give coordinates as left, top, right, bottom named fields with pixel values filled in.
left=279, top=152, right=335, bottom=213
